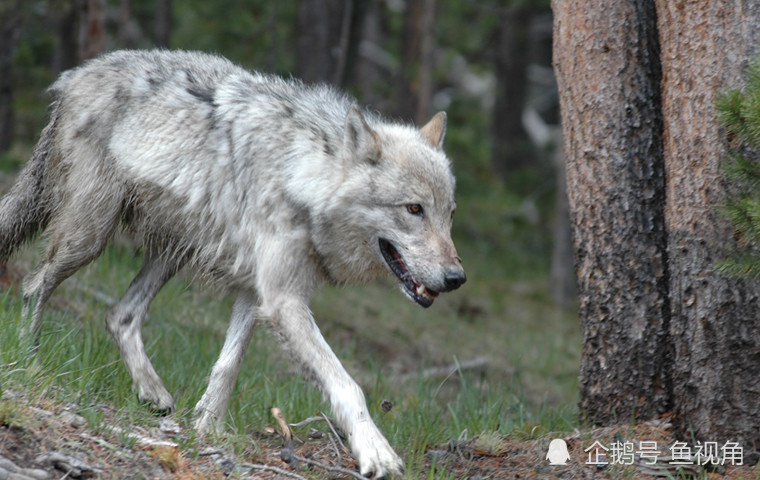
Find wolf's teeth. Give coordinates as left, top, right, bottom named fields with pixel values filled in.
left=416, top=285, right=427, bottom=297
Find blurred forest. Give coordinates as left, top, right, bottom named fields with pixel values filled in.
left=0, top=0, right=573, bottom=304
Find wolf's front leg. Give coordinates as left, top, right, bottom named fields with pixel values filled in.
left=265, top=296, right=403, bottom=478
left=194, top=291, right=258, bottom=434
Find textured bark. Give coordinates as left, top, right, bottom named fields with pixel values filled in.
left=656, top=0, right=760, bottom=449
left=552, top=0, right=671, bottom=423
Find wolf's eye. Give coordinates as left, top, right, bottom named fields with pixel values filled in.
left=406, top=204, right=424, bottom=216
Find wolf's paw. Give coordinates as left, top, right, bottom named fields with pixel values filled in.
left=136, top=383, right=175, bottom=414
left=350, top=422, right=404, bottom=478
left=192, top=402, right=224, bottom=435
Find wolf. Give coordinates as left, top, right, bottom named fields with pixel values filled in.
left=0, top=49, right=465, bottom=477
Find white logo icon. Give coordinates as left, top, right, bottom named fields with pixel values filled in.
left=546, top=438, right=571, bottom=465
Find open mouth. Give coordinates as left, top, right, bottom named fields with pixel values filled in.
left=379, top=238, right=439, bottom=308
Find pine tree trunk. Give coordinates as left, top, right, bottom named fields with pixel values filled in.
left=155, top=0, right=172, bottom=48
left=295, top=0, right=345, bottom=85
left=52, top=0, right=79, bottom=76
left=79, top=0, right=106, bottom=61
left=655, top=0, right=760, bottom=449
left=0, top=0, right=21, bottom=153
left=490, top=6, right=532, bottom=177
left=552, top=0, right=671, bottom=423
left=395, top=0, right=436, bottom=124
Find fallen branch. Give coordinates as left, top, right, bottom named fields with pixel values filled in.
left=288, top=415, right=325, bottom=428
left=241, top=462, right=308, bottom=480
left=289, top=452, right=370, bottom=480
left=399, top=357, right=489, bottom=382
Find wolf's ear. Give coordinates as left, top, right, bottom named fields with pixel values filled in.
left=420, top=111, right=447, bottom=150
left=344, top=105, right=382, bottom=164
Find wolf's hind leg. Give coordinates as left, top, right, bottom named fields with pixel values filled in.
left=21, top=190, right=122, bottom=338
left=106, top=250, right=184, bottom=413
left=194, top=291, right=258, bottom=433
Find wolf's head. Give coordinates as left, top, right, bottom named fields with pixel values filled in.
left=325, top=106, right=466, bottom=307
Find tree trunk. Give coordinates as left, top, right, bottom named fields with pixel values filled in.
left=155, top=0, right=172, bottom=48
left=118, top=0, right=133, bottom=49
left=295, top=0, right=346, bottom=85
left=0, top=0, right=22, bottom=153
left=552, top=0, right=671, bottom=423
left=395, top=0, right=436, bottom=124
left=52, top=0, right=79, bottom=76
left=656, top=0, right=760, bottom=449
left=79, top=0, right=106, bottom=61
left=490, top=6, right=533, bottom=177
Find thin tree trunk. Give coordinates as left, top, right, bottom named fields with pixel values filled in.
left=155, top=0, right=172, bottom=48
left=52, top=0, right=79, bottom=76
left=396, top=0, right=436, bottom=124
left=415, top=0, right=435, bottom=125
left=79, top=0, right=106, bottom=61
left=656, top=0, right=760, bottom=449
left=118, top=0, right=133, bottom=49
left=490, top=6, right=532, bottom=177
left=0, top=0, right=22, bottom=153
left=553, top=0, right=671, bottom=423
left=295, top=0, right=344, bottom=85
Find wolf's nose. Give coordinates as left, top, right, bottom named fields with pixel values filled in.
left=444, top=270, right=466, bottom=291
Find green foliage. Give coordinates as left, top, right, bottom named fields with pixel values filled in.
left=0, top=399, right=27, bottom=429
left=717, top=57, right=760, bottom=278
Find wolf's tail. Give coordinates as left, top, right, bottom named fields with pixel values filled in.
left=0, top=108, right=58, bottom=261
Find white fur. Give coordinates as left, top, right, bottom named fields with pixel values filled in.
left=6, top=50, right=466, bottom=478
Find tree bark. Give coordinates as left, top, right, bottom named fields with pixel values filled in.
left=0, top=0, right=22, bottom=153
left=656, top=0, right=760, bottom=449
left=552, top=0, right=671, bottom=423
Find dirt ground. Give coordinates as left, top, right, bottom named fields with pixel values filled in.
left=1, top=393, right=758, bottom=480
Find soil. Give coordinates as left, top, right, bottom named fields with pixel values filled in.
left=1, top=393, right=758, bottom=480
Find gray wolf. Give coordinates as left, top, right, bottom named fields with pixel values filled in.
left=0, top=49, right=465, bottom=477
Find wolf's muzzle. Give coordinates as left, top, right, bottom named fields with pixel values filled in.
left=442, top=269, right=466, bottom=292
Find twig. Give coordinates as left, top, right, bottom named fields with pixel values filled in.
left=288, top=415, right=324, bottom=428
left=0, top=361, right=19, bottom=369
left=327, top=432, right=342, bottom=467
left=404, top=357, right=488, bottom=382
left=241, top=462, right=309, bottom=480
left=321, top=411, right=347, bottom=451
left=290, top=453, right=370, bottom=480
left=79, top=433, right=134, bottom=459
left=68, top=278, right=118, bottom=306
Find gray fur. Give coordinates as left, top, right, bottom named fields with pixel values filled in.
left=0, top=50, right=465, bottom=477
